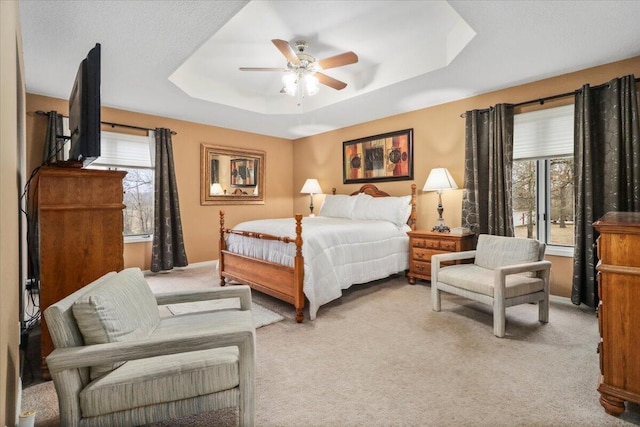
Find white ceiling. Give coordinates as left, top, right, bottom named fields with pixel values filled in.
left=19, top=0, right=640, bottom=140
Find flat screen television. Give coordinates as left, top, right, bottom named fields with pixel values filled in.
left=68, top=43, right=101, bottom=167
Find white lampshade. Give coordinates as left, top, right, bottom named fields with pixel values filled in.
left=210, top=182, right=224, bottom=195
left=423, top=168, right=458, bottom=192
left=300, top=178, right=323, bottom=195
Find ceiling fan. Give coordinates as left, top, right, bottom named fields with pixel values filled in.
left=240, top=39, right=358, bottom=94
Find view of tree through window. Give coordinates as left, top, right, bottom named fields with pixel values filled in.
left=512, top=157, right=574, bottom=246
left=512, top=160, right=537, bottom=240
left=549, top=157, right=574, bottom=246
left=121, top=167, right=154, bottom=236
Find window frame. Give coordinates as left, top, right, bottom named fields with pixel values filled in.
left=513, top=105, right=575, bottom=257
left=87, top=131, right=155, bottom=243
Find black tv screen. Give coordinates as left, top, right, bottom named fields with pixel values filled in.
left=68, top=43, right=101, bottom=167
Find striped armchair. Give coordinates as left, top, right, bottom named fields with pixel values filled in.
left=44, top=268, right=255, bottom=426
left=431, top=234, right=551, bottom=338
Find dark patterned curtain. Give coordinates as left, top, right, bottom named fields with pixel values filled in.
left=572, top=75, right=640, bottom=307
left=151, top=128, right=188, bottom=272
left=461, top=104, right=515, bottom=238
left=43, top=111, right=65, bottom=164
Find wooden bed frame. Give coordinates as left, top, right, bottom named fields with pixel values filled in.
left=219, top=183, right=417, bottom=322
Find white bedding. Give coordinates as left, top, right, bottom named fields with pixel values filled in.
left=224, top=216, right=410, bottom=320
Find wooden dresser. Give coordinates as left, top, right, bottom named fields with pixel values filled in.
left=594, top=211, right=640, bottom=416
left=35, top=167, right=126, bottom=378
left=406, top=230, right=475, bottom=283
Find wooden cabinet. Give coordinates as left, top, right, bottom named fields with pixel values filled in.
left=35, top=167, right=126, bottom=378
left=406, top=230, right=474, bottom=283
left=594, top=212, right=640, bottom=416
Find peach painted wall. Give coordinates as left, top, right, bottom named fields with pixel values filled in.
left=26, top=94, right=293, bottom=271
left=292, top=55, right=640, bottom=297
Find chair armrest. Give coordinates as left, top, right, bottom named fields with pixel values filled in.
left=431, top=250, right=477, bottom=267
left=46, top=311, right=255, bottom=374
left=154, top=284, right=252, bottom=310
left=495, top=260, right=552, bottom=276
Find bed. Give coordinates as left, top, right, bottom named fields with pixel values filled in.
left=218, top=184, right=417, bottom=322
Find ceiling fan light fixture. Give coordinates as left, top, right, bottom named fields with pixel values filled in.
left=282, top=73, right=298, bottom=96
left=304, top=74, right=319, bottom=96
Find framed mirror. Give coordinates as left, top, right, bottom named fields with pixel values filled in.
left=200, top=143, right=266, bottom=205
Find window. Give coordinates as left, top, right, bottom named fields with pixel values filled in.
left=88, top=131, right=154, bottom=242
left=513, top=105, right=574, bottom=256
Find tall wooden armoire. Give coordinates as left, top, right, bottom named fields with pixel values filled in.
left=35, top=166, right=126, bottom=378
left=594, top=211, right=640, bottom=416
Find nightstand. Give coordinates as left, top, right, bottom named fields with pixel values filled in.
left=406, top=230, right=475, bottom=283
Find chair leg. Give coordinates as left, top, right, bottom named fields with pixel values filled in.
left=539, top=296, right=549, bottom=323
left=494, top=300, right=505, bottom=338
left=432, top=283, right=441, bottom=312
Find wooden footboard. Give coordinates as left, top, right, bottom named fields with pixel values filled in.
left=219, top=211, right=305, bottom=322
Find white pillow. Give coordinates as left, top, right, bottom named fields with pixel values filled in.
left=318, top=194, right=358, bottom=219
left=351, top=193, right=412, bottom=228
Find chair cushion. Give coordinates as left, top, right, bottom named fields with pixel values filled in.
left=437, top=264, right=545, bottom=298
left=474, top=235, right=540, bottom=275
left=72, top=268, right=160, bottom=379
left=79, top=347, right=239, bottom=418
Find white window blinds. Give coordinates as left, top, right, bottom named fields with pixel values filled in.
left=92, top=131, right=153, bottom=168
left=513, top=104, right=574, bottom=160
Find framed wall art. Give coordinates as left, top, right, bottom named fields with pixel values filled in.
left=342, top=128, right=414, bottom=184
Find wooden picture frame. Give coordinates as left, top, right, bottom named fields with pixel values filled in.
left=342, top=128, right=414, bottom=184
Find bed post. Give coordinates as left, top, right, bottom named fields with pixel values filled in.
left=219, top=210, right=226, bottom=287
left=294, top=214, right=304, bottom=323
left=409, top=184, right=417, bottom=231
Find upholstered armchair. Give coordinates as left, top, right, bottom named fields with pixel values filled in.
left=44, top=268, right=255, bottom=427
left=431, top=234, right=551, bottom=338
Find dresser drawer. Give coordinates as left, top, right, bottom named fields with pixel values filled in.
left=440, top=240, right=457, bottom=251
left=412, top=238, right=440, bottom=249
left=411, top=260, right=431, bottom=276
left=413, top=247, right=450, bottom=260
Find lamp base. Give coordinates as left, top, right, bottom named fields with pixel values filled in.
left=432, top=217, right=449, bottom=233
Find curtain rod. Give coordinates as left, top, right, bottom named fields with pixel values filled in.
left=34, top=110, right=177, bottom=135
left=459, top=76, right=640, bottom=118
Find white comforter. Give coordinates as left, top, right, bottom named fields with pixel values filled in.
left=225, top=216, right=410, bottom=320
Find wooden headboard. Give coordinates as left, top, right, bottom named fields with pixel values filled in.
left=330, top=184, right=417, bottom=230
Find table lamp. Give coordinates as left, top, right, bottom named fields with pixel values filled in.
left=300, top=178, right=323, bottom=216
left=423, top=168, right=458, bottom=232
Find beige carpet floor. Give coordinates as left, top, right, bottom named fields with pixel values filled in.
left=21, top=262, right=640, bottom=426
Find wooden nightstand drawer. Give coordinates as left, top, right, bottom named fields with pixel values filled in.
left=440, top=240, right=457, bottom=251
left=411, top=260, right=431, bottom=276
left=412, top=238, right=440, bottom=249
left=412, top=247, right=446, bottom=261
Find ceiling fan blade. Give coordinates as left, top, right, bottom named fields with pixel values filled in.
left=272, top=39, right=300, bottom=65
left=316, top=52, right=358, bottom=70
left=239, top=67, right=288, bottom=72
left=316, top=72, right=347, bottom=90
